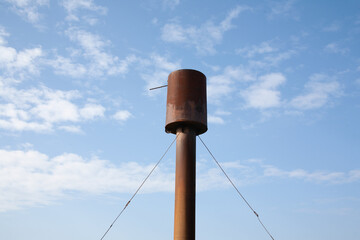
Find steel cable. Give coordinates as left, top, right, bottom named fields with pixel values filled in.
left=198, top=136, right=275, bottom=240
left=99, top=134, right=178, bottom=240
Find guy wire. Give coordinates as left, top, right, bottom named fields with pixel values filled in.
left=99, top=134, right=178, bottom=240
left=198, top=135, right=275, bottom=240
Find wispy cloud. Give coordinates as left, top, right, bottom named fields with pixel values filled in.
left=236, top=40, right=298, bottom=69
left=47, top=55, right=87, bottom=78
left=208, top=110, right=231, bottom=125
left=113, top=110, right=133, bottom=122
left=202, top=158, right=360, bottom=186
left=0, top=27, right=43, bottom=81
left=324, top=43, right=349, bottom=55
left=207, top=62, right=340, bottom=119
left=1, top=148, right=359, bottom=212
left=4, top=0, right=49, bottom=24
left=236, top=41, right=278, bottom=58
left=61, top=0, right=107, bottom=21
left=0, top=25, right=135, bottom=81
left=241, top=73, right=286, bottom=109
left=290, top=74, right=341, bottom=110
left=0, top=149, right=174, bottom=212
left=262, top=49, right=297, bottom=66
left=323, top=22, right=341, bottom=32
left=269, top=0, right=298, bottom=19
left=79, top=103, right=105, bottom=120
left=162, top=0, right=180, bottom=10
left=0, top=26, right=8, bottom=45
left=247, top=49, right=297, bottom=70
left=263, top=165, right=360, bottom=184
left=58, top=125, right=83, bottom=133
left=207, top=74, right=235, bottom=103
left=208, top=115, right=225, bottom=124
left=207, top=65, right=255, bottom=103
left=0, top=78, right=106, bottom=132
left=161, top=5, right=250, bottom=54
left=59, top=28, right=137, bottom=77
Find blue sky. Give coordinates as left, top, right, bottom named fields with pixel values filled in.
left=0, top=0, right=360, bottom=239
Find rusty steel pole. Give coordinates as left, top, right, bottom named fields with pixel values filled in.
left=165, top=69, right=207, bottom=240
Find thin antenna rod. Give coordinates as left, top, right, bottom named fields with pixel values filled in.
left=149, top=85, right=168, bottom=91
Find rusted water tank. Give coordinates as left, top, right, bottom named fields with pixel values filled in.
left=165, top=69, right=207, bottom=135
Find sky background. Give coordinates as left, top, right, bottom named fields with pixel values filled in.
left=0, top=0, right=360, bottom=239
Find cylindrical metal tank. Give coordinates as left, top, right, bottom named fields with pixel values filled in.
left=165, top=69, right=207, bottom=135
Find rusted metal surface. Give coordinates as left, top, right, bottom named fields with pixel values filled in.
left=165, top=69, right=207, bottom=135
left=166, top=69, right=207, bottom=240
left=174, top=127, right=196, bottom=240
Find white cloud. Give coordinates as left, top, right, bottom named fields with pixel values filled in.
left=80, top=103, right=105, bottom=120
left=215, top=110, right=231, bottom=116
left=61, top=0, right=107, bottom=21
left=207, top=74, right=234, bottom=102
left=161, top=23, right=187, bottom=42
left=290, top=74, right=341, bottom=110
left=162, top=0, right=180, bottom=10
left=4, top=0, right=49, bottom=23
left=324, top=43, right=348, bottom=55
left=152, top=18, right=159, bottom=25
left=208, top=62, right=338, bottom=115
left=19, top=142, right=34, bottom=149
left=202, top=158, right=360, bottom=186
left=237, top=41, right=297, bottom=69
left=32, top=99, right=80, bottom=123
left=0, top=26, right=10, bottom=45
left=0, top=149, right=253, bottom=211
left=356, top=78, right=360, bottom=86
left=246, top=49, right=297, bottom=70
left=198, top=158, right=360, bottom=190
left=161, top=5, right=250, bottom=54
left=62, top=28, right=137, bottom=77
left=1, top=148, right=358, bottom=212
left=208, top=115, right=225, bottom=124
left=0, top=30, right=43, bottom=80
left=262, top=49, right=296, bottom=66
left=207, top=65, right=255, bottom=103
left=0, top=149, right=174, bottom=212
left=263, top=165, right=360, bottom=184
left=208, top=110, right=231, bottom=125
left=58, top=125, right=82, bottom=133
left=62, top=0, right=106, bottom=13
left=269, top=0, right=297, bottom=18
left=0, top=26, right=131, bottom=81
left=236, top=41, right=277, bottom=58
left=202, top=62, right=220, bottom=72
left=241, top=73, right=286, bottom=109
left=113, top=110, right=132, bottom=122
left=82, top=16, right=99, bottom=25
left=47, top=56, right=87, bottom=78
left=323, top=22, right=340, bottom=32
left=0, top=78, right=106, bottom=132
left=150, top=54, right=180, bottom=71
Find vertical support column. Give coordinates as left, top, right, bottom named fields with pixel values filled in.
left=174, top=127, right=196, bottom=240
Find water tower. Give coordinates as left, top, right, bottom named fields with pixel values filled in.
left=165, top=69, right=207, bottom=240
